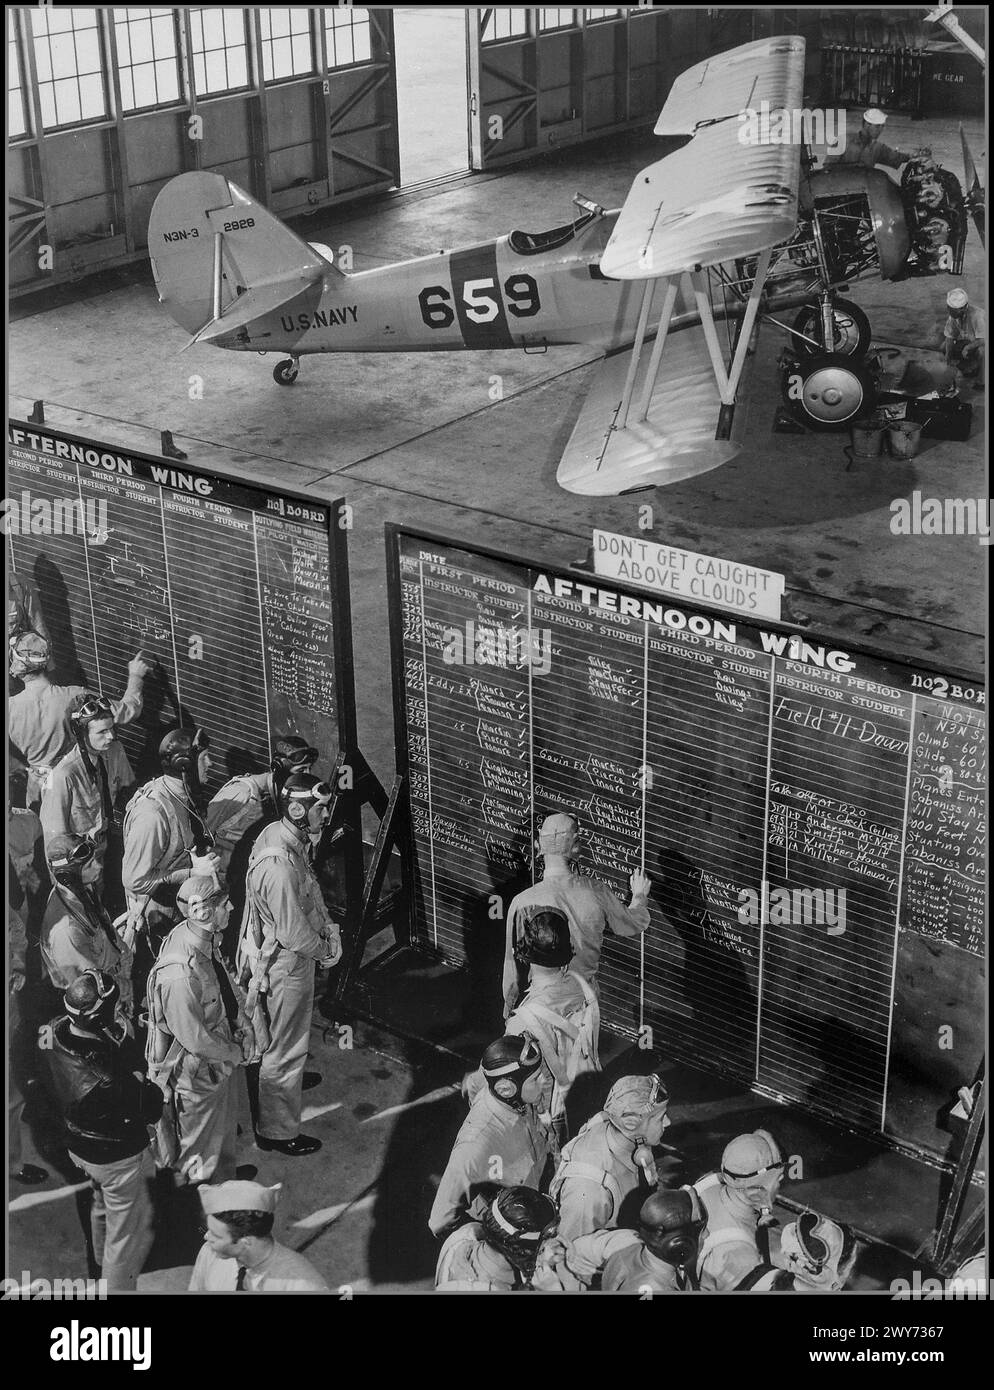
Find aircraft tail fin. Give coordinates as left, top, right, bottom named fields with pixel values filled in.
left=148, top=172, right=334, bottom=337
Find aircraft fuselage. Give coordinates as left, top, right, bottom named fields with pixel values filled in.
left=216, top=212, right=657, bottom=357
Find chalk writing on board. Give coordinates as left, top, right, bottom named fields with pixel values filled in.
left=7, top=422, right=340, bottom=787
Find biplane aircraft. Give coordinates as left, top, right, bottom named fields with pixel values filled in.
left=149, top=36, right=984, bottom=496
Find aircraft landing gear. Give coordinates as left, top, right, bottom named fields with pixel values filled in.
left=273, top=355, right=300, bottom=385
left=791, top=298, right=871, bottom=358
left=782, top=351, right=876, bottom=431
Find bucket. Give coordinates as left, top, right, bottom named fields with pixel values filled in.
left=850, top=419, right=886, bottom=458
left=887, top=420, right=923, bottom=460
left=844, top=418, right=886, bottom=470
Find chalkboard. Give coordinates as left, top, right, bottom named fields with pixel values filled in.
left=7, top=421, right=349, bottom=792
left=386, top=526, right=986, bottom=1161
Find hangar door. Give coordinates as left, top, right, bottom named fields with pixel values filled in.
left=468, top=7, right=672, bottom=170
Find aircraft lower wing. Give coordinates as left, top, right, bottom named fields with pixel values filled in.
left=556, top=326, right=741, bottom=496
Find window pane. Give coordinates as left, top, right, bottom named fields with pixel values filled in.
left=269, top=8, right=290, bottom=39
left=54, top=77, right=81, bottom=125
left=119, top=68, right=135, bottom=111
left=78, top=71, right=103, bottom=118
left=291, top=32, right=311, bottom=71
left=227, top=48, right=247, bottom=88
left=50, top=34, right=80, bottom=80
left=152, top=15, right=174, bottom=54
left=130, top=25, right=153, bottom=65
left=205, top=50, right=226, bottom=91
left=39, top=85, right=57, bottom=126
left=155, top=56, right=179, bottom=103
left=32, top=6, right=107, bottom=128
left=201, top=10, right=225, bottom=48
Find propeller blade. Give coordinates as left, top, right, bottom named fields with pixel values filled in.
left=960, top=123, right=982, bottom=194
left=959, top=124, right=986, bottom=247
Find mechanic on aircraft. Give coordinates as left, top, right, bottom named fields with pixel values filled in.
left=826, top=108, right=918, bottom=170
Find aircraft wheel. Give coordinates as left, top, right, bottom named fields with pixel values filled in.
left=791, top=299, right=871, bottom=358
left=273, top=359, right=299, bottom=386
left=784, top=352, right=876, bottom=431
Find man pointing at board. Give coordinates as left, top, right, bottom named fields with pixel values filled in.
left=503, top=813, right=651, bottom=1017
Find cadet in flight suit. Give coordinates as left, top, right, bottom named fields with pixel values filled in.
left=40, top=694, right=136, bottom=901
left=239, top=774, right=341, bottom=1157
left=503, top=813, right=651, bottom=1015
left=429, top=1035, right=552, bottom=1240
left=693, top=1130, right=787, bottom=1291
left=206, top=735, right=318, bottom=879
left=40, top=834, right=133, bottom=1018
left=550, top=1074, right=672, bottom=1242
left=122, top=727, right=221, bottom=944
left=8, top=633, right=149, bottom=810
left=145, top=876, right=255, bottom=1185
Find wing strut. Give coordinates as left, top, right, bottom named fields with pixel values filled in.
left=689, top=246, right=773, bottom=408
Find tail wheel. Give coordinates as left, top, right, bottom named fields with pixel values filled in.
left=273, top=358, right=299, bottom=386
left=790, top=299, right=871, bottom=358
left=783, top=352, right=876, bottom=432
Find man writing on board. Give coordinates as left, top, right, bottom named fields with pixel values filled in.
left=502, top=813, right=652, bottom=1017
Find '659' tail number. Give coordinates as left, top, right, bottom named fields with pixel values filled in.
left=419, top=274, right=540, bottom=329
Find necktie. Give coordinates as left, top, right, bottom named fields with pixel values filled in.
left=96, top=756, right=113, bottom=830
left=211, top=951, right=241, bottom=1029
left=235, top=1265, right=247, bottom=1290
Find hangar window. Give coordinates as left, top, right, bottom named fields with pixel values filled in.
left=30, top=7, right=108, bottom=129
left=585, top=8, right=622, bottom=20
left=115, top=9, right=181, bottom=112
left=189, top=7, right=250, bottom=96
left=8, top=11, right=27, bottom=138
left=538, top=9, right=578, bottom=31
left=260, top=8, right=314, bottom=82
left=482, top=9, right=530, bottom=43
left=324, top=8, right=372, bottom=68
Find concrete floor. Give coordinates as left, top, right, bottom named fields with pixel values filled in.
left=7, top=110, right=986, bottom=1294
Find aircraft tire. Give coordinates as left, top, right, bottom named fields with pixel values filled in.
left=785, top=352, right=876, bottom=432
left=791, top=299, right=871, bottom=358
left=273, top=359, right=299, bottom=385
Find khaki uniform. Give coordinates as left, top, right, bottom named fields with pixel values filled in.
left=190, top=1238, right=328, bottom=1290
left=122, top=778, right=205, bottom=938
left=693, top=1171, right=764, bottom=1291
left=504, top=869, right=650, bottom=1001
left=550, top=1113, right=645, bottom=1242
left=146, top=920, right=246, bottom=1185
left=40, top=741, right=135, bottom=881
left=206, top=771, right=277, bottom=877
left=9, top=673, right=143, bottom=809
left=428, top=1087, right=550, bottom=1239
left=40, top=882, right=132, bottom=1012
left=243, top=822, right=338, bottom=1142
left=435, top=1223, right=521, bottom=1290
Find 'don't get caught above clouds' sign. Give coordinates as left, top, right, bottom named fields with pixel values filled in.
left=592, top=529, right=786, bottom=621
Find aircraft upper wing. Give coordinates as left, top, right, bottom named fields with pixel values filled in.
left=601, top=38, right=805, bottom=280
left=654, top=35, right=806, bottom=135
